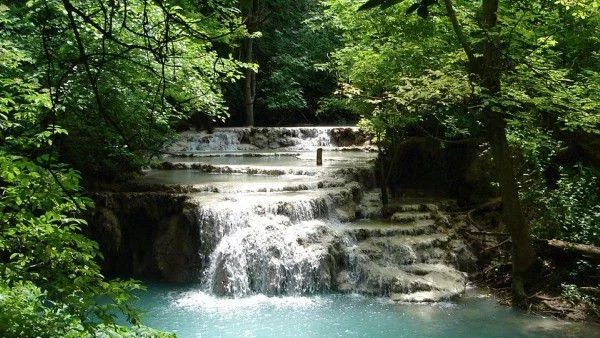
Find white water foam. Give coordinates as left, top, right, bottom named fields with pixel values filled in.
left=172, top=291, right=329, bottom=314
left=204, top=219, right=339, bottom=295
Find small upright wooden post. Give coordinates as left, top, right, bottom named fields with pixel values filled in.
left=316, top=148, right=323, bottom=166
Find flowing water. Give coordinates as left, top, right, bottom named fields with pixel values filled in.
left=133, top=127, right=598, bottom=337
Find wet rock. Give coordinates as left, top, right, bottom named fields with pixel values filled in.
left=154, top=212, right=199, bottom=283
left=336, top=200, right=469, bottom=302
left=329, top=128, right=369, bottom=147
left=92, top=207, right=122, bottom=257
left=356, top=190, right=383, bottom=219
left=449, top=240, right=478, bottom=273
left=211, top=254, right=232, bottom=295
left=249, top=133, right=269, bottom=148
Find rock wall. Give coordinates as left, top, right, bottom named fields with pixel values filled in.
left=89, top=193, right=201, bottom=282
left=384, top=137, right=494, bottom=204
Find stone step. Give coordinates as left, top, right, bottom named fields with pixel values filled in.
left=390, top=211, right=434, bottom=223
left=355, top=234, right=449, bottom=265
left=157, top=162, right=321, bottom=176
left=155, top=162, right=375, bottom=179
left=344, top=219, right=436, bottom=240
left=354, top=190, right=384, bottom=219
left=164, top=152, right=302, bottom=158
left=378, top=233, right=449, bottom=249
left=337, top=263, right=466, bottom=302
left=188, top=180, right=350, bottom=194
left=383, top=202, right=440, bottom=217
left=397, top=203, right=438, bottom=212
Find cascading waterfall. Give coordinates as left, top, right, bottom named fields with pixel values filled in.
left=206, top=219, right=338, bottom=295
left=155, top=126, right=469, bottom=302
left=168, top=128, right=370, bottom=297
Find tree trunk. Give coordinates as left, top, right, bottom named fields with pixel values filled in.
left=379, top=155, right=388, bottom=205
left=376, top=133, right=388, bottom=205
left=481, top=0, right=536, bottom=301
left=244, top=37, right=254, bottom=127
left=242, top=0, right=257, bottom=127
left=484, top=111, right=537, bottom=300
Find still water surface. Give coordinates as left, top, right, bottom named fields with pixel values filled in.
left=136, top=284, right=598, bottom=338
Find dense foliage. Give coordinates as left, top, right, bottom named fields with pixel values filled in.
left=2, top=0, right=247, bottom=181
left=0, top=22, right=170, bottom=336
left=1, top=0, right=599, bottom=333
left=322, top=0, right=600, bottom=246
left=1, top=0, right=247, bottom=335
left=225, top=0, right=344, bottom=126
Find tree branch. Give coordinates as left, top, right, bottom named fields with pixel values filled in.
left=442, top=0, right=476, bottom=65
left=62, top=0, right=132, bottom=147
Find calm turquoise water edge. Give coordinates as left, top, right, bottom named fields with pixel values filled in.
left=133, top=284, right=599, bottom=338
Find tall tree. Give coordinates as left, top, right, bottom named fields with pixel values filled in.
left=241, top=0, right=259, bottom=126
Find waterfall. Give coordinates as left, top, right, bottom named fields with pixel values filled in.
left=194, top=190, right=348, bottom=296
left=164, top=127, right=374, bottom=297
left=205, top=220, right=337, bottom=295
left=168, top=127, right=369, bottom=153
left=149, top=126, right=467, bottom=302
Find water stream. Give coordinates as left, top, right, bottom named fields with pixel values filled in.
left=132, top=127, right=598, bottom=337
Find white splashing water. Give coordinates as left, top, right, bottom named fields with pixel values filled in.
left=206, top=220, right=337, bottom=296
left=293, top=128, right=332, bottom=149
left=172, top=291, right=329, bottom=314
left=195, top=193, right=346, bottom=296
left=178, top=127, right=345, bottom=153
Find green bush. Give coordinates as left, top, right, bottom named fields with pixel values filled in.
left=528, top=165, right=600, bottom=246
left=1, top=19, right=173, bottom=336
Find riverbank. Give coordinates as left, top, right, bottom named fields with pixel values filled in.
left=450, top=200, right=600, bottom=324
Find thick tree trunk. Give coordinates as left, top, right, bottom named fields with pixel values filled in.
left=484, top=111, right=537, bottom=300
left=244, top=37, right=254, bottom=127
left=481, top=0, right=536, bottom=301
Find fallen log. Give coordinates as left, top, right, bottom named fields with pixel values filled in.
left=580, top=287, right=600, bottom=298
left=546, top=239, right=600, bottom=260
left=468, top=230, right=510, bottom=237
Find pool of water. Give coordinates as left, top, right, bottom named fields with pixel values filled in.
left=162, top=150, right=376, bottom=167
left=135, top=284, right=598, bottom=338
left=138, top=171, right=320, bottom=186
